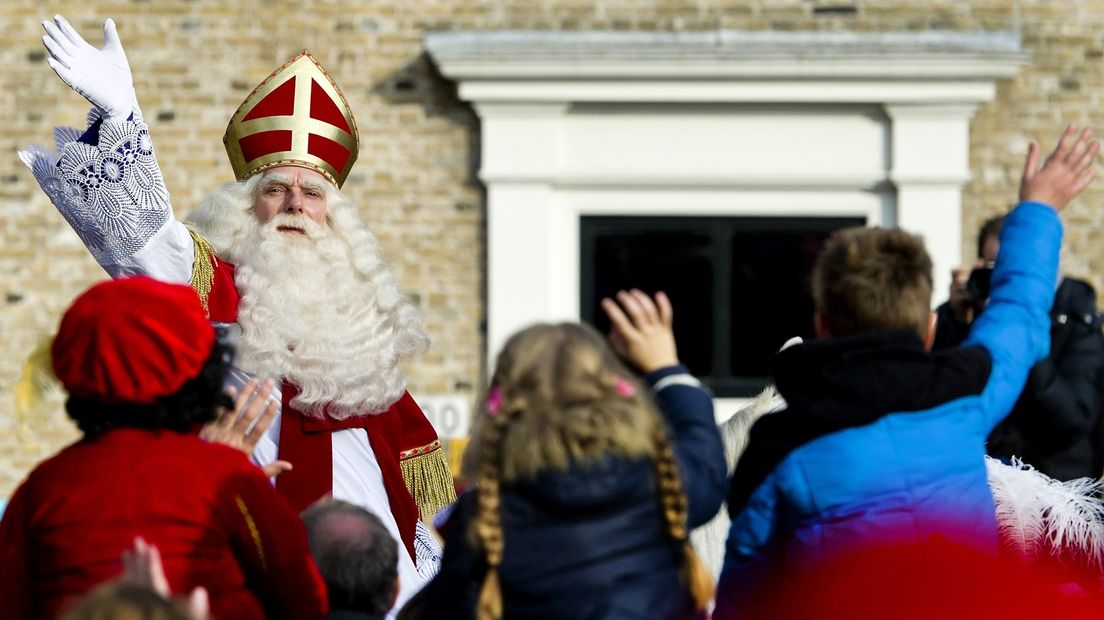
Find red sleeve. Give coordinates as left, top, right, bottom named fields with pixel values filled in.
left=204, top=257, right=239, bottom=323
left=221, top=467, right=329, bottom=620
left=397, top=391, right=440, bottom=454
left=396, top=392, right=457, bottom=521
left=0, top=482, right=35, bottom=618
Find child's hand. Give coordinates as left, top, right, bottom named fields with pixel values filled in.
left=1020, top=123, right=1098, bottom=211
left=601, top=289, right=679, bottom=373
left=121, top=536, right=210, bottom=619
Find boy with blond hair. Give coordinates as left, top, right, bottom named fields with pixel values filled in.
left=717, top=125, right=1099, bottom=615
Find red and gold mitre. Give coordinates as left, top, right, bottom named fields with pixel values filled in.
left=223, top=51, right=358, bottom=188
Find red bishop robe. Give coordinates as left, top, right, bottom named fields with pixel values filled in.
left=196, top=246, right=454, bottom=559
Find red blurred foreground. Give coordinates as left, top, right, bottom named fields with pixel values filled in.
left=718, top=537, right=1104, bottom=620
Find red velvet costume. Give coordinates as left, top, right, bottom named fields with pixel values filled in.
left=199, top=50, right=454, bottom=566
left=0, top=429, right=328, bottom=620
left=203, top=255, right=446, bottom=559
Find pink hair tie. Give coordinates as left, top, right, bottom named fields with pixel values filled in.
left=614, top=377, right=637, bottom=398
left=487, top=387, right=502, bottom=415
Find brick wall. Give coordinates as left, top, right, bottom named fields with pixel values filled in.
left=1, top=0, right=1101, bottom=497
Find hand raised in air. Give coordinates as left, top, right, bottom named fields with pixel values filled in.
left=601, top=289, right=680, bottom=374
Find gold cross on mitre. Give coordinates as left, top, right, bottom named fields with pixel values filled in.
left=223, top=51, right=359, bottom=189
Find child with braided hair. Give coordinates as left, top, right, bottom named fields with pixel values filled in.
left=413, top=290, right=726, bottom=619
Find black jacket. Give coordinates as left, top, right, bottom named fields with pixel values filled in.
left=986, top=278, right=1104, bottom=480
left=936, top=277, right=1104, bottom=480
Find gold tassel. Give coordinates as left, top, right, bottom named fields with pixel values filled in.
left=400, top=443, right=458, bottom=519
left=14, top=336, right=60, bottom=441
left=476, top=568, right=503, bottom=620
left=187, top=227, right=217, bottom=316
left=682, top=541, right=716, bottom=611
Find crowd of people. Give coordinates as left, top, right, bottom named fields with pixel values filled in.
left=3, top=13, right=1104, bottom=620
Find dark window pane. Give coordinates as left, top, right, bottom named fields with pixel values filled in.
left=581, top=215, right=864, bottom=397
left=587, top=230, right=715, bottom=375
left=730, top=223, right=857, bottom=376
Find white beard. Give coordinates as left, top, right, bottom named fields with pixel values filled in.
left=193, top=182, right=429, bottom=420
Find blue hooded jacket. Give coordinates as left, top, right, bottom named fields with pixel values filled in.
left=717, top=201, right=1061, bottom=614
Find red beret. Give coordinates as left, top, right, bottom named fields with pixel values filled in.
left=51, top=276, right=216, bottom=405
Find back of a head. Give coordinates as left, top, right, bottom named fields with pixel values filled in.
left=464, top=322, right=658, bottom=483
left=301, top=499, right=398, bottom=616
left=464, top=322, right=716, bottom=618
left=64, top=582, right=195, bottom=620
left=812, top=227, right=933, bottom=341
left=51, top=276, right=232, bottom=437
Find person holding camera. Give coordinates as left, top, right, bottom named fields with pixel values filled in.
left=934, top=215, right=1104, bottom=481
left=932, top=216, right=1004, bottom=349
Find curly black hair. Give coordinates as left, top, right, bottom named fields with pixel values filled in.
left=65, top=338, right=235, bottom=438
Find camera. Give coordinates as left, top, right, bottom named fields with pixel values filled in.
left=965, top=263, right=995, bottom=313
left=213, top=322, right=283, bottom=419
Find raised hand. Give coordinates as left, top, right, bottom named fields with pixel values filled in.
left=41, top=15, right=135, bottom=121
left=121, top=537, right=210, bottom=619
left=1020, top=123, right=1099, bottom=211
left=200, top=379, right=291, bottom=478
left=601, top=289, right=679, bottom=374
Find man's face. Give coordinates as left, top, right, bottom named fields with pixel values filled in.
left=253, top=166, right=330, bottom=233
left=980, top=234, right=1000, bottom=264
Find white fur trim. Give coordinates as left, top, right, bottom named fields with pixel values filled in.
left=652, top=373, right=702, bottom=393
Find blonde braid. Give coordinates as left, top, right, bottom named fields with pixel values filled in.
left=651, top=422, right=715, bottom=610
left=474, top=412, right=510, bottom=620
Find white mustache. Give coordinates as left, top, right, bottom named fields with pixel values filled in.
left=265, top=213, right=324, bottom=238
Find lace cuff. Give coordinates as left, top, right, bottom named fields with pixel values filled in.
left=106, top=219, right=194, bottom=285
left=414, top=520, right=443, bottom=582
left=19, top=109, right=173, bottom=268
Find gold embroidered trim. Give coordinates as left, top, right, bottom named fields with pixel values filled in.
left=235, top=495, right=267, bottom=570
left=400, top=439, right=441, bottom=461
left=400, top=444, right=456, bottom=519
left=188, top=227, right=217, bottom=316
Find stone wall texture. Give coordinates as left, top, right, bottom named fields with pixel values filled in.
left=2, top=0, right=1103, bottom=497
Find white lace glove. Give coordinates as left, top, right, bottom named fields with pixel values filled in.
left=41, top=15, right=135, bottom=122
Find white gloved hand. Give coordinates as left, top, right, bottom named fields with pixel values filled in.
left=42, top=15, right=136, bottom=122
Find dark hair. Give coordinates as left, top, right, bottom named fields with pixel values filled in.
left=976, top=215, right=1005, bottom=259
left=301, top=499, right=399, bottom=616
left=65, top=338, right=234, bottom=438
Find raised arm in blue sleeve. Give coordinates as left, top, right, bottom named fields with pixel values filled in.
left=963, top=201, right=1062, bottom=431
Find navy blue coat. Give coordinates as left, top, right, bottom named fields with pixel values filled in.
left=416, top=366, right=726, bottom=620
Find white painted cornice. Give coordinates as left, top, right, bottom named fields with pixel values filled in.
left=479, top=169, right=894, bottom=191
left=426, top=30, right=1028, bottom=83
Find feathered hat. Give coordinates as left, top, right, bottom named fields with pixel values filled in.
left=223, top=51, right=359, bottom=188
